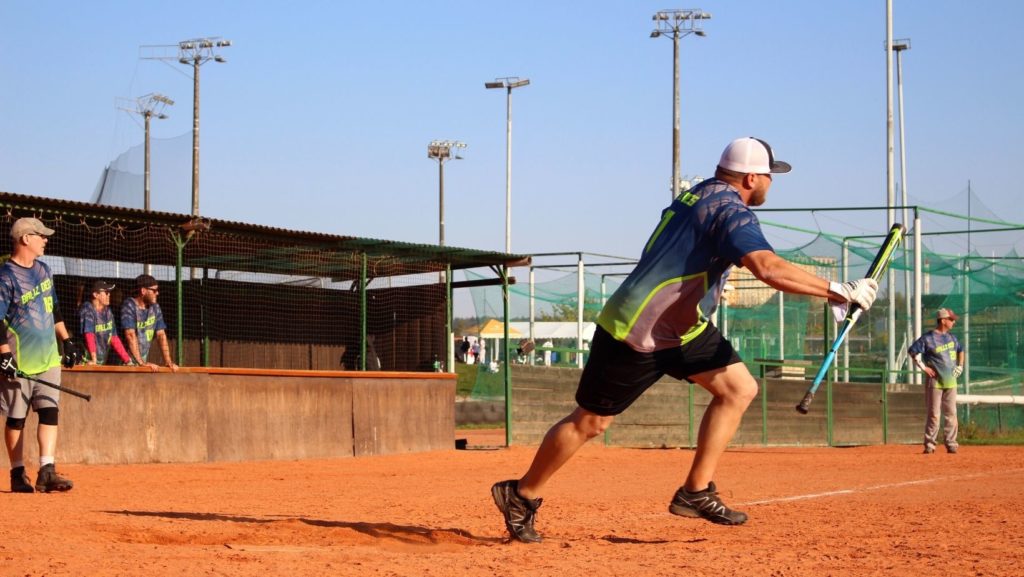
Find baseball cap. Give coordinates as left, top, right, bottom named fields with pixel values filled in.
left=91, top=280, right=116, bottom=293
left=937, top=308, right=959, bottom=321
left=135, top=274, right=159, bottom=290
left=718, top=137, right=792, bottom=174
left=10, top=217, right=55, bottom=240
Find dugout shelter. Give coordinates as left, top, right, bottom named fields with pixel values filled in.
left=0, top=190, right=529, bottom=464
left=0, top=190, right=529, bottom=372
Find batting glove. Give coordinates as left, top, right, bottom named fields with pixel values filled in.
left=61, top=339, right=82, bottom=369
left=829, top=279, right=879, bottom=310
left=953, top=366, right=963, bottom=379
left=0, top=352, right=17, bottom=379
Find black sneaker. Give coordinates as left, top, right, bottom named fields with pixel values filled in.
left=923, top=447, right=935, bottom=454
left=491, top=480, right=543, bottom=543
left=34, top=464, right=73, bottom=493
left=946, top=446, right=958, bottom=454
left=10, top=466, right=34, bottom=493
left=669, top=481, right=747, bottom=525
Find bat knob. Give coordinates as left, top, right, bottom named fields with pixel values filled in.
left=795, top=393, right=814, bottom=414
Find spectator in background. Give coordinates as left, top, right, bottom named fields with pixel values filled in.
left=121, top=274, right=178, bottom=372
left=470, top=340, right=481, bottom=365
left=79, top=280, right=132, bottom=366
left=459, top=337, right=471, bottom=363
left=0, top=217, right=81, bottom=493
left=909, top=307, right=965, bottom=454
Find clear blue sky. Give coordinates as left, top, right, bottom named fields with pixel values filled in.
left=2, top=1, right=1022, bottom=260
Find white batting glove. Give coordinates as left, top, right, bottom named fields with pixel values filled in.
left=953, top=366, right=963, bottom=379
left=829, top=279, right=879, bottom=310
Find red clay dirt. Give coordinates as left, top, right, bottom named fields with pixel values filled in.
left=1, top=428, right=1022, bottom=577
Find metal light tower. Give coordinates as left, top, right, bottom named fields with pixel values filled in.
left=892, top=38, right=916, bottom=374
left=118, top=93, right=174, bottom=212
left=427, top=140, right=467, bottom=246
left=651, top=9, right=710, bottom=201
left=485, top=77, right=529, bottom=254
left=142, top=37, right=231, bottom=218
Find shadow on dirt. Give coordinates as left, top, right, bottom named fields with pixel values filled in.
left=104, top=509, right=502, bottom=545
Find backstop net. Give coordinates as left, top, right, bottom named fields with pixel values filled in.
left=0, top=192, right=522, bottom=373
left=458, top=205, right=1024, bottom=436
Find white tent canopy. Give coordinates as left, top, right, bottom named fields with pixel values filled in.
left=510, top=322, right=596, bottom=341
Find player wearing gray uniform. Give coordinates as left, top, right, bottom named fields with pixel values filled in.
left=909, top=308, right=965, bottom=454
left=0, top=217, right=81, bottom=493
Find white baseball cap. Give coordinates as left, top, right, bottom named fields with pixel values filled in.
left=718, top=137, right=792, bottom=174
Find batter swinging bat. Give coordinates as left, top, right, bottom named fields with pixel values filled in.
left=795, top=223, right=906, bottom=414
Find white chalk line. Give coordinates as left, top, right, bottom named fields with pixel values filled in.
left=738, top=467, right=1024, bottom=507
left=639, top=467, right=1024, bottom=519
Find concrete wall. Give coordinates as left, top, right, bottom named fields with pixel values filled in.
left=11, top=368, right=455, bottom=465
left=508, top=365, right=924, bottom=447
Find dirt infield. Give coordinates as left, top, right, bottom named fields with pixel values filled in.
left=1, top=429, right=1022, bottom=576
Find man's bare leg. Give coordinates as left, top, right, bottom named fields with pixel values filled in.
left=684, top=362, right=758, bottom=491
left=517, top=407, right=614, bottom=500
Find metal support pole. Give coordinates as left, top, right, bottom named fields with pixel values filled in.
left=446, top=263, right=453, bottom=373
left=885, top=0, right=897, bottom=384
left=174, top=233, right=184, bottom=365
left=529, top=266, right=536, bottom=366
left=438, top=160, right=445, bottom=246
left=502, top=265, right=512, bottom=446
left=842, top=240, right=850, bottom=382
left=504, top=88, right=513, bottom=254
left=913, top=212, right=923, bottom=384
left=778, top=291, right=785, bottom=360
left=191, top=59, right=200, bottom=217
left=671, top=32, right=680, bottom=201
left=360, top=253, right=367, bottom=370
left=577, top=254, right=584, bottom=368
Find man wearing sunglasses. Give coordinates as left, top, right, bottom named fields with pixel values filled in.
left=120, top=274, right=179, bottom=372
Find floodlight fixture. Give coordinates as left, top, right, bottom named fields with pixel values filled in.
left=484, top=76, right=531, bottom=253
left=117, top=93, right=174, bottom=214
left=650, top=9, right=711, bottom=201
left=428, top=140, right=467, bottom=246
left=141, top=37, right=232, bottom=217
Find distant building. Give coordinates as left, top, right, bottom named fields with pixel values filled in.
left=724, top=258, right=836, bottom=308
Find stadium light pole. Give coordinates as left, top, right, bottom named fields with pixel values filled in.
left=485, top=77, right=529, bottom=254
left=892, top=38, right=916, bottom=374
left=427, top=140, right=467, bottom=246
left=651, top=9, right=711, bottom=202
left=176, top=38, right=231, bottom=217
left=119, top=93, right=174, bottom=276
left=141, top=37, right=231, bottom=217
left=118, top=93, right=174, bottom=212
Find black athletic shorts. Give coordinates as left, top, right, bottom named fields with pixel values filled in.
left=575, top=324, right=742, bottom=416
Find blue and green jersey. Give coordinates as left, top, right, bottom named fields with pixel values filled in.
left=597, top=179, right=773, bottom=352
left=0, top=260, right=61, bottom=375
left=120, top=298, right=167, bottom=361
left=909, top=330, right=963, bottom=389
left=79, top=301, right=117, bottom=364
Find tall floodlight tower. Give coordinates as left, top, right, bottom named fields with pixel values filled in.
left=650, top=9, right=711, bottom=201
left=142, top=37, right=231, bottom=217
left=892, top=38, right=916, bottom=373
left=427, top=140, right=467, bottom=247
left=118, top=93, right=174, bottom=212
left=484, top=77, right=529, bottom=254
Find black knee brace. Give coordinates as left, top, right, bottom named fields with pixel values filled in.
left=6, top=417, right=26, bottom=430
left=36, top=407, right=59, bottom=426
